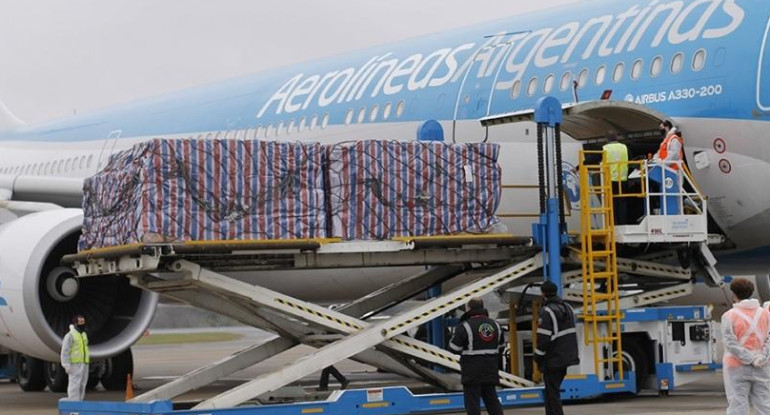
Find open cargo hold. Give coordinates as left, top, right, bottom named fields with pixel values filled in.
left=79, top=139, right=327, bottom=251
left=79, top=139, right=501, bottom=251
left=326, top=140, right=501, bottom=240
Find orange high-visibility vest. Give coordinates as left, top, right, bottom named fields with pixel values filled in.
left=723, top=306, right=770, bottom=368
left=658, top=133, right=684, bottom=170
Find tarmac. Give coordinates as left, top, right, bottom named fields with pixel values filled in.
left=0, top=327, right=731, bottom=415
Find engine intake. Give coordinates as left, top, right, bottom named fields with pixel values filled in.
left=0, top=209, right=158, bottom=361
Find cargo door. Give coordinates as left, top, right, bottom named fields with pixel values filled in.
left=758, top=15, right=770, bottom=111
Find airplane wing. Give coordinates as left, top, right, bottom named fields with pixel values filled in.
left=0, top=175, right=83, bottom=208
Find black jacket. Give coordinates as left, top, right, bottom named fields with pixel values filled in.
left=449, top=308, right=504, bottom=385
left=535, top=296, right=580, bottom=369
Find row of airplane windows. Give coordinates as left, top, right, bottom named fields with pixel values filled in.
left=251, top=99, right=407, bottom=138
left=0, top=101, right=408, bottom=177
left=511, top=49, right=708, bottom=98
left=1, top=154, right=95, bottom=176
left=0, top=51, right=707, bottom=177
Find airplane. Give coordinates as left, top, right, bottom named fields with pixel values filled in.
left=0, top=0, right=768, bottom=394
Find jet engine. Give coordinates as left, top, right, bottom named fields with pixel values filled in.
left=0, top=208, right=157, bottom=364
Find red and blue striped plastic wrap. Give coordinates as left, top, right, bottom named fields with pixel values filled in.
left=78, top=139, right=327, bottom=251
left=325, top=140, right=502, bottom=240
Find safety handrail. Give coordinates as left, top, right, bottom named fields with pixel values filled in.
left=579, top=151, right=707, bottom=219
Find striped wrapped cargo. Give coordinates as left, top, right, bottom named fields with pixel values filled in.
left=326, top=140, right=501, bottom=240
left=78, top=139, right=327, bottom=251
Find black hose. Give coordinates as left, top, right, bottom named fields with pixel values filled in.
left=537, top=124, right=545, bottom=214
left=554, top=123, right=565, bottom=225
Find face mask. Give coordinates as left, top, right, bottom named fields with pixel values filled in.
left=77, top=324, right=86, bottom=332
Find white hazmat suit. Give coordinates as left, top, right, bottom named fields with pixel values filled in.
left=721, top=299, right=770, bottom=415
left=60, top=324, right=89, bottom=401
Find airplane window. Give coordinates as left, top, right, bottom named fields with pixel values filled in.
left=345, top=109, right=354, bottom=125
left=298, top=117, right=306, bottom=132
left=559, top=72, right=572, bottom=91
left=396, top=101, right=405, bottom=118
left=254, top=125, right=262, bottom=138
left=322, top=113, right=330, bottom=128
left=671, top=52, right=684, bottom=74
left=527, top=77, right=538, bottom=97
left=577, top=69, right=589, bottom=87
left=65, top=158, right=72, bottom=172
left=276, top=121, right=283, bottom=136
left=310, top=115, right=318, bottom=130
left=79, top=156, right=85, bottom=169
left=631, top=59, right=643, bottom=80
left=693, top=49, right=706, bottom=71
left=383, top=103, right=392, bottom=120
left=288, top=119, right=296, bottom=134
left=543, top=74, right=554, bottom=93
left=612, top=62, right=625, bottom=83
left=370, top=104, right=379, bottom=122
left=510, top=80, right=521, bottom=99
left=206, top=132, right=213, bottom=140
left=87, top=156, right=93, bottom=169
left=595, top=65, right=606, bottom=85
left=651, top=56, right=663, bottom=77
left=357, top=107, right=366, bottom=123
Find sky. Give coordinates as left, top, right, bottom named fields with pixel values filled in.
left=0, top=0, right=577, bottom=124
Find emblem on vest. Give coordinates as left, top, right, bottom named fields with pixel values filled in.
left=478, top=323, right=495, bottom=342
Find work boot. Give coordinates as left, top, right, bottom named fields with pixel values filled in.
left=340, top=378, right=350, bottom=390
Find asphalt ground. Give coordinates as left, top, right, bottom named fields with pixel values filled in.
left=0, top=328, right=732, bottom=415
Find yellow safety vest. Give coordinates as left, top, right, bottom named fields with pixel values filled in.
left=69, top=327, right=90, bottom=364
left=603, top=142, right=629, bottom=182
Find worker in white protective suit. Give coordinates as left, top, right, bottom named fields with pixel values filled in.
left=721, top=278, right=770, bottom=415
left=60, top=315, right=90, bottom=401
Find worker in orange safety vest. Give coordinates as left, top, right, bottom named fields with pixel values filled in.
left=653, top=120, right=684, bottom=170
left=721, top=278, right=770, bottom=415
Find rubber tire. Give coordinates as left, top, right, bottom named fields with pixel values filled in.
left=17, top=355, right=46, bottom=392
left=619, top=340, right=648, bottom=394
left=86, top=365, right=100, bottom=391
left=100, top=348, right=133, bottom=391
left=44, top=361, right=69, bottom=393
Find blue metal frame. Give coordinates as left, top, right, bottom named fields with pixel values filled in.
left=621, top=306, right=709, bottom=323
left=656, top=363, right=675, bottom=392
left=59, top=375, right=635, bottom=415
left=532, top=96, right=567, bottom=296
left=676, top=363, right=722, bottom=372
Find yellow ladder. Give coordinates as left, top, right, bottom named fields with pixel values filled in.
left=578, top=150, right=623, bottom=380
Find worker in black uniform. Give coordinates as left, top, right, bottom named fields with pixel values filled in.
left=449, top=297, right=505, bottom=415
left=534, top=281, right=580, bottom=415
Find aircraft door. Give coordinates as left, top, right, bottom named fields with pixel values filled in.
left=452, top=44, right=503, bottom=140
left=758, top=15, right=770, bottom=111
left=95, top=130, right=121, bottom=173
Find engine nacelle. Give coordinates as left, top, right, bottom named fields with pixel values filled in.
left=0, top=209, right=157, bottom=361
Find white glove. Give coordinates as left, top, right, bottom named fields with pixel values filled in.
left=752, top=357, right=764, bottom=368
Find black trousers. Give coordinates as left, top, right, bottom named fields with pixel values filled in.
left=611, top=181, right=629, bottom=225
left=543, top=366, right=568, bottom=415
left=462, top=383, right=504, bottom=415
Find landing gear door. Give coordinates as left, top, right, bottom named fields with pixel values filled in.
left=758, top=16, right=770, bottom=111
